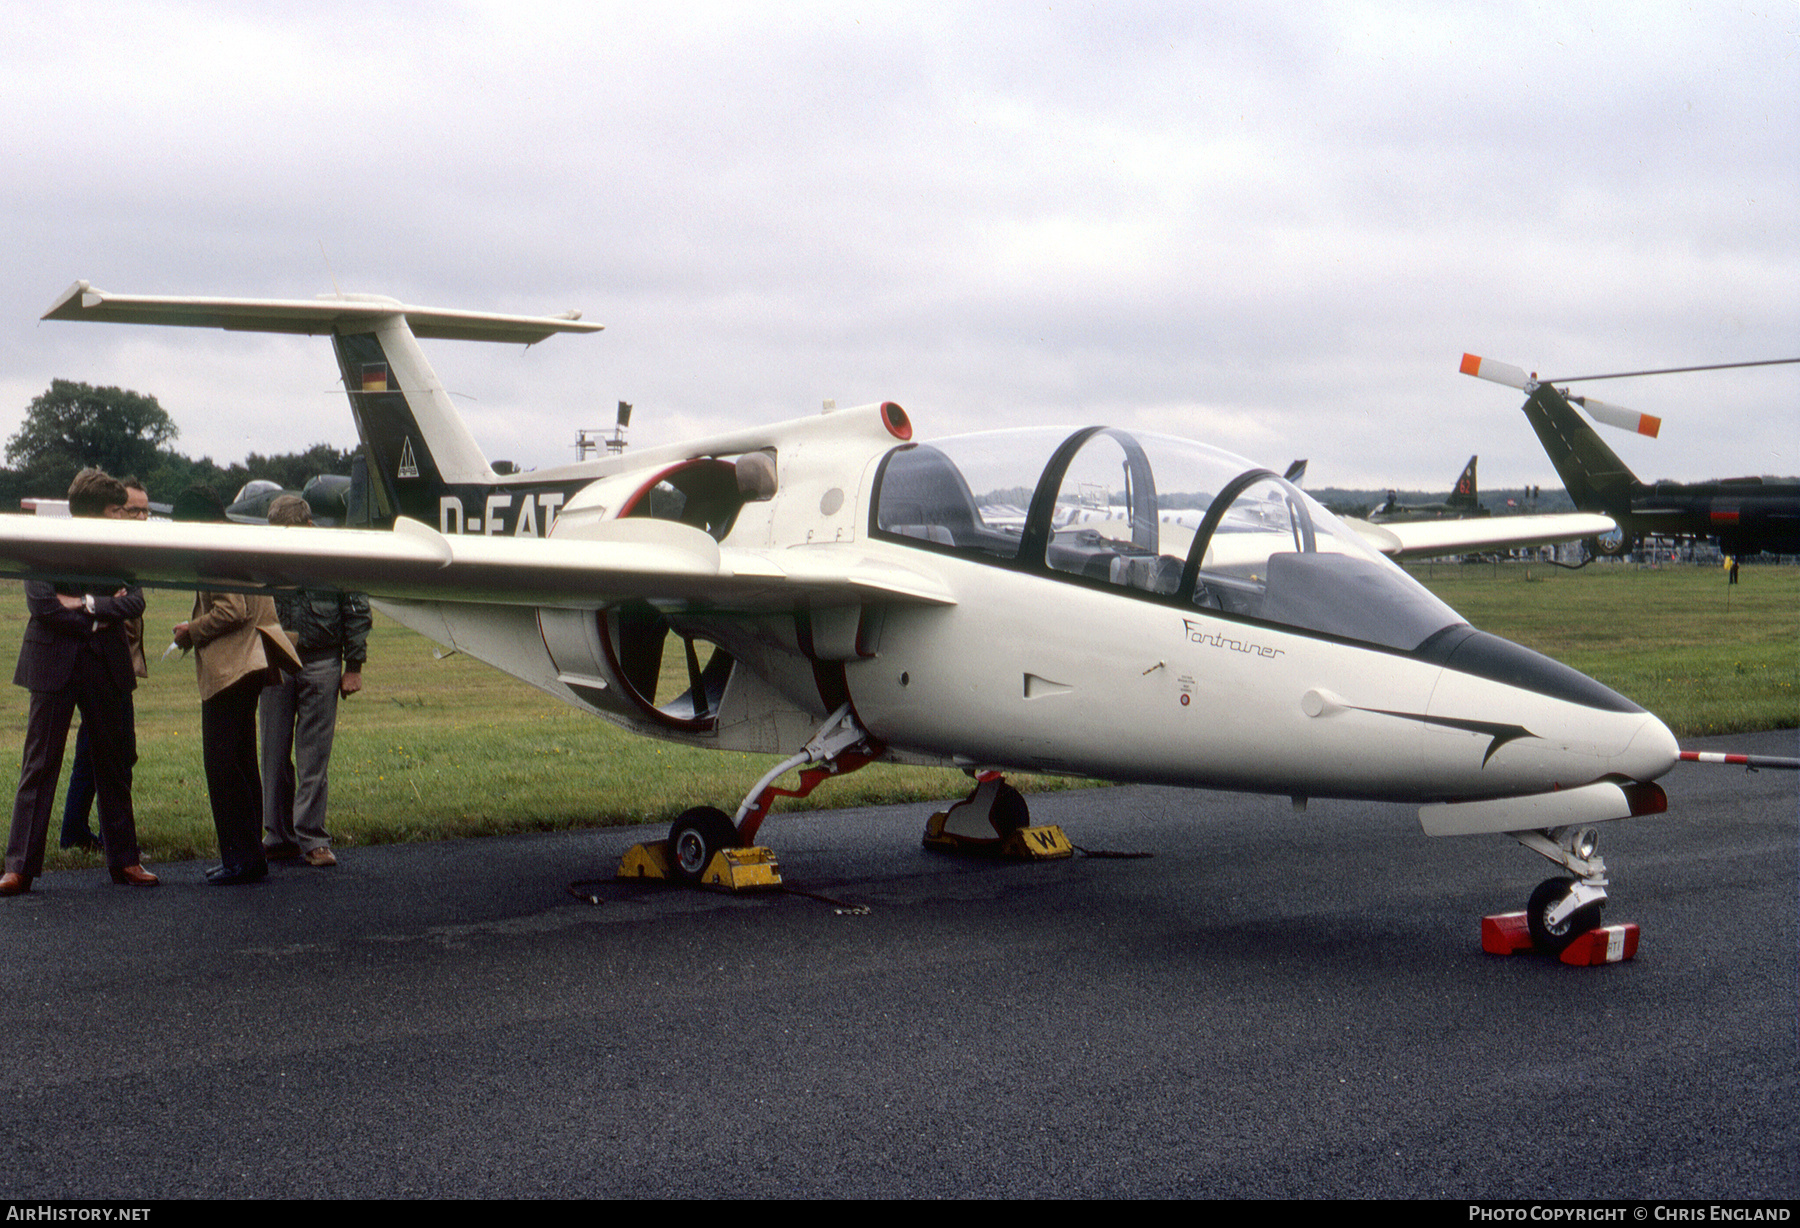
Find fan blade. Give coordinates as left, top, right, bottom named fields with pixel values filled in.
left=684, top=635, right=708, bottom=720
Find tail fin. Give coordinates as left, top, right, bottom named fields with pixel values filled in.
left=1521, top=383, right=1641, bottom=515
left=330, top=316, right=497, bottom=524
left=1447, top=456, right=1479, bottom=511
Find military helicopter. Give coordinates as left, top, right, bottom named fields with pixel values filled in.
left=1462, top=355, right=1800, bottom=559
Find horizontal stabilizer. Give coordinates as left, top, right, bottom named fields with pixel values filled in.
left=42, top=281, right=603, bottom=344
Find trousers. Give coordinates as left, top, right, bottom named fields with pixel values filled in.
left=261, top=652, right=342, bottom=852
left=6, top=648, right=139, bottom=876
left=201, top=673, right=264, bottom=867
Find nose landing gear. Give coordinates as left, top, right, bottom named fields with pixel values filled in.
left=1525, top=874, right=1605, bottom=955
left=1484, top=824, right=1638, bottom=963
left=1515, top=825, right=1608, bottom=955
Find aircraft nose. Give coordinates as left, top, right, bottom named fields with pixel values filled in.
left=1618, top=712, right=1679, bottom=783
left=1421, top=628, right=1679, bottom=791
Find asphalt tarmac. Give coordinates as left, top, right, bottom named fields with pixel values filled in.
left=0, top=729, right=1792, bottom=1200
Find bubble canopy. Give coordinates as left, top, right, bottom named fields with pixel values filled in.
left=870, top=426, right=1465, bottom=653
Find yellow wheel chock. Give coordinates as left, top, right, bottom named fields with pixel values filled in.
left=922, top=810, right=1074, bottom=860
left=617, top=840, right=783, bottom=892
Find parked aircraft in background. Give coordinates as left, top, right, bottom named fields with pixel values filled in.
left=1462, top=355, right=1800, bottom=559
left=0, top=283, right=1681, bottom=952
left=225, top=474, right=355, bottom=525
left=1368, top=456, right=1490, bottom=524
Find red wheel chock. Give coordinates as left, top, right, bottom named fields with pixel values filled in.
left=1481, top=911, right=1640, bottom=965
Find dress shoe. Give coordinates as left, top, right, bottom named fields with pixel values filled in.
left=110, top=864, right=159, bottom=887
left=0, top=872, right=32, bottom=897
left=205, top=860, right=269, bottom=886
left=303, top=847, right=337, bottom=867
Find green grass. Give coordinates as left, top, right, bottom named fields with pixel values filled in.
left=1, top=560, right=1793, bottom=869
left=0, top=585, right=1078, bottom=867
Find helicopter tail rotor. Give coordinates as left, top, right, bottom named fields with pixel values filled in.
left=1460, top=354, right=1662, bottom=437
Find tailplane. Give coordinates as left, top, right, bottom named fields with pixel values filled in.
left=41, top=281, right=602, bottom=528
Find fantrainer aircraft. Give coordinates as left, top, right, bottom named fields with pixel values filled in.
left=1461, top=355, right=1800, bottom=560
left=2, top=282, right=1671, bottom=953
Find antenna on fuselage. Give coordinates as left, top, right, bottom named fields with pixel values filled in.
left=576, top=401, right=633, bottom=460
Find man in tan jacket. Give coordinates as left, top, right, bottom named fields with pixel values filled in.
left=174, top=590, right=300, bottom=885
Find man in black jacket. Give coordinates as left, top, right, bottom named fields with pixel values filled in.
left=260, top=495, right=370, bottom=867
left=2, top=469, right=158, bottom=895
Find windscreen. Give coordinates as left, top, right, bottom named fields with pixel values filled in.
left=874, top=427, right=1464, bottom=651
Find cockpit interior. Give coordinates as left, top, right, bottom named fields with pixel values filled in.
left=871, top=426, right=1463, bottom=653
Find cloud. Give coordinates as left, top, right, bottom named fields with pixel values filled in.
left=2, top=1, right=1794, bottom=488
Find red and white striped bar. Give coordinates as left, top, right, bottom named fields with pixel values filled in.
left=1679, top=750, right=1800, bottom=770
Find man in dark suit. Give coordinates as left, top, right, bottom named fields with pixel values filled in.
left=1, top=469, right=158, bottom=895
left=58, top=475, right=151, bottom=851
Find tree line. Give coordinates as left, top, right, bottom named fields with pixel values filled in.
left=1, top=379, right=358, bottom=508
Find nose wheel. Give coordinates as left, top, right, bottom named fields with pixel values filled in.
left=616, top=705, right=877, bottom=892
left=1486, top=825, right=1634, bottom=963
left=1525, top=875, right=1605, bottom=955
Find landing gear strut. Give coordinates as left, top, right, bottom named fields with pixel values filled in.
left=1506, top=824, right=1611, bottom=956
left=618, top=704, right=879, bottom=891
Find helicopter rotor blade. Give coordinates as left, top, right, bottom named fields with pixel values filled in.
left=1459, top=353, right=1529, bottom=389
left=1461, top=353, right=1660, bottom=437
left=1543, top=357, right=1799, bottom=382
left=1567, top=394, right=1661, bottom=438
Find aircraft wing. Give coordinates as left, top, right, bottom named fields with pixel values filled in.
left=0, top=515, right=956, bottom=611
left=1345, top=513, right=1616, bottom=560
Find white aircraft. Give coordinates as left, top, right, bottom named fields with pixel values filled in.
left=2, top=281, right=1668, bottom=953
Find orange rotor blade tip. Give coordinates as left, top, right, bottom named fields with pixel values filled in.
left=1459, top=353, right=1483, bottom=376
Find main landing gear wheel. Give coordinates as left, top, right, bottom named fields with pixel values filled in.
left=988, top=782, right=1030, bottom=836
left=1527, top=876, right=1604, bottom=956
left=921, top=776, right=1073, bottom=859
left=668, top=806, right=740, bottom=884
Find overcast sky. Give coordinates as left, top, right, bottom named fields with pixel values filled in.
left=2, top=1, right=1794, bottom=493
